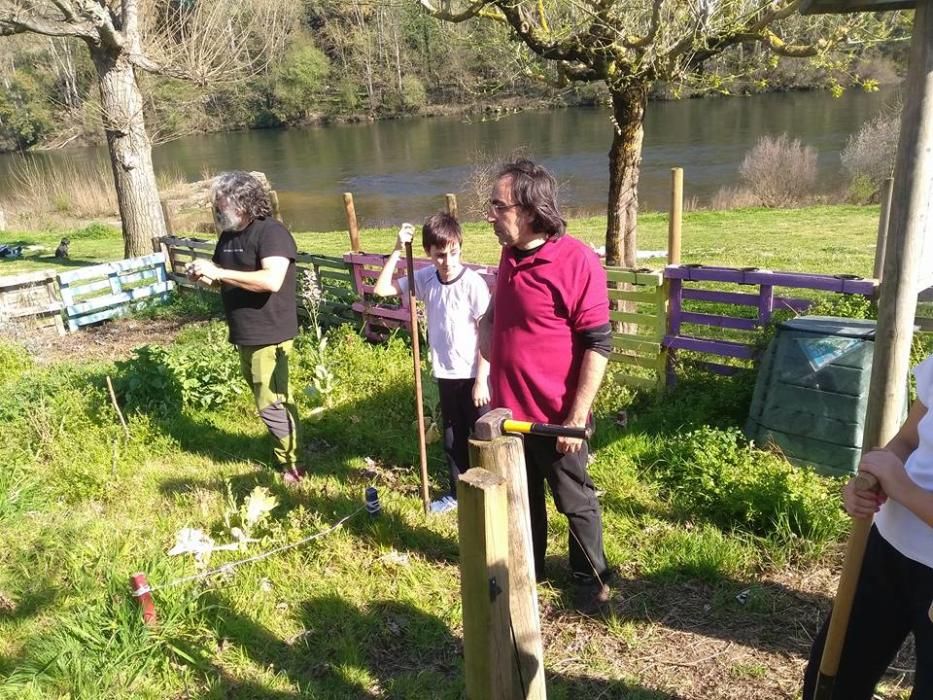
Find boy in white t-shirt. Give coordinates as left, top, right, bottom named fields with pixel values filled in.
left=374, top=213, right=492, bottom=514
left=803, top=356, right=933, bottom=699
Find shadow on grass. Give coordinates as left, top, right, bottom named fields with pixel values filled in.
left=0, top=585, right=59, bottom=677
left=0, top=251, right=102, bottom=270
left=173, top=592, right=678, bottom=700
left=611, top=570, right=829, bottom=658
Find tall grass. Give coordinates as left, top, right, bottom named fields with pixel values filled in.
left=6, top=155, right=118, bottom=219
left=1, top=157, right=188, bottom=227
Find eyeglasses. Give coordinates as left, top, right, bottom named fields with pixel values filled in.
left=485, top=199, right=520, bottom=215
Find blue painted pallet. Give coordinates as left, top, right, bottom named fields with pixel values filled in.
left=58, top=253, right=174, bottom=332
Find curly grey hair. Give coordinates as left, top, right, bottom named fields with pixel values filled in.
left=211, top=171, right=272, bottom=220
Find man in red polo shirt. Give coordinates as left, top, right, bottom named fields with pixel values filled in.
left=481, top=159, right=614, bottom=614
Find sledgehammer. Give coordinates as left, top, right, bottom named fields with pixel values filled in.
left=474, top=407, right=592, bottom=441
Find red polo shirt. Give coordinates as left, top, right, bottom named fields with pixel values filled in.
left=491, top=234, right=609, bottom=424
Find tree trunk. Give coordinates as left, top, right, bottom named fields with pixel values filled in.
left=91, top=46, right=166, bottom=258
left=606, top=84, right=647, bottom=268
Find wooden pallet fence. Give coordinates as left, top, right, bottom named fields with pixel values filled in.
left=663, top=265, right=878, bottom=376
left=59, top=253, right=173, bottom=332
left=161, top=235, right=215, bottom=287
left=0, top=269, right=65, bottom=335
left=160, top=236, right=358, bottom=326
left=294, top=252, right=357, bottom=327
left=605, top=267, right=667, bottom=391
left=344, top=252, right=497, bottom=338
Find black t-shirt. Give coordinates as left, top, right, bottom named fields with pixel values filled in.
left=212, top=217, right=298, bottom=346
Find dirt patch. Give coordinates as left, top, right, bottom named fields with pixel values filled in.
left=3, top=316, right=204, bottom=364
left=535, top=555, right=915, bottom=699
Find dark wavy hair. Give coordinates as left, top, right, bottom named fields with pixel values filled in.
left=422, top=212, right=462, bottom=251
left=211, top=171, right=272, bottom=220
left=496, top=159, right=566, bottom=238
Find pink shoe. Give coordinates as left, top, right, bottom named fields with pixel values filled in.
left=281, top=466, right=306, bottom=487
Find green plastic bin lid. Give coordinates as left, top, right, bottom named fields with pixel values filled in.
left=779, top=316, right=876, bottom=339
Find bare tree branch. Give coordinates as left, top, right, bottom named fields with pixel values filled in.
left=418, top=0, right=502, bottom=23
left=625, top=0, right=664, bottom=49
left=0, top=2, right=97, bottom=40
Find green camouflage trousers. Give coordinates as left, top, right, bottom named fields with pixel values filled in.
left=237, top=341, right=299, bottom=470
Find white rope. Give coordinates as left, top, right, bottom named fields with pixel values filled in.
left=145, top=505, right=368, bottom=594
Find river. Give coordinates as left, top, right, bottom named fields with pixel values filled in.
left=0, top=88, right=897, bottom=232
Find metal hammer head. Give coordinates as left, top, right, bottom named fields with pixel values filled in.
left=473, top=407, right=512, bottom=441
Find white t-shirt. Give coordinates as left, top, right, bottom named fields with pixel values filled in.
left=875, top=355, right=933, bottom=568
left=398, top=265, right=490, bottom=379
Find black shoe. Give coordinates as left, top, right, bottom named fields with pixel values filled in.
left=572, top=580, right=611, bottom=615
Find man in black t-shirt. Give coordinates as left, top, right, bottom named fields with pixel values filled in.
left=187, top=171, right=303, bottom=485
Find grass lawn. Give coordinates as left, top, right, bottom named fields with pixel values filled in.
left=0, top=205, right=917, bottom=700
left=0, top=205, right=882, bottom=277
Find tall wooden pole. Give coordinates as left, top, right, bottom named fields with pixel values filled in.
left=872, top=177, right=895, bottom=281
left=445, top=193, right=459, bottom=219
left=406, top=242, right=431, bottom=514
left=470, top=435, right=546, bottom=699
left=343, top=192, right=361, bottom=252
left=668, top=168, right=683, bottom=265
left=816, top=5, right=933, bottom=698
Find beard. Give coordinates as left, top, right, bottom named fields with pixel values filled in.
left=214, top=207, right=249, bottom=233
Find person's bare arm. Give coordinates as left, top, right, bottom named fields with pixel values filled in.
left=852, top=401, right=932, bottom=525
left=189, top=256, right=290, bottom=293
left=557, top=350, right=609, bottom=454
left=373, top=224, right=414, bottom=297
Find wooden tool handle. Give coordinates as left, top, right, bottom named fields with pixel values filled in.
left=853, top=471, right=880, bottom=493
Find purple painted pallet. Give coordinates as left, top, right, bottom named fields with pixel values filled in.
left=665, top=335, right=757, bottom=360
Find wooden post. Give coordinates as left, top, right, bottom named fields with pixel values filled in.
left=470, top=435, right=546, bottom=699
left=270, top=190, right=282, bottom=222
left=343, top=193, right=361, bottom=252
left=406, top=241, right=432, bottom=514
left=668, top=168, right=683, bottom=265
left=817, top=5, right=933, bottom=698
left=872, top=177, right=895, bottom=281
left=445, top=193, right=459, bottom=219
left=160, top=199, right=175, bottom=237
left=458, top=468, right=513, bottom=700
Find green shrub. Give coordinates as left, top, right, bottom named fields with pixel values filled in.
left=270, top=43, right=331, bottom=123
left=114, top=345, right=184, bottom=416
left=643, top=426, right=847, bottom=542
left=0, top=340, right=33, bottom=379
left=114, top=323, right=243, bottom=415
left=805, top=294, right=875, bottom=320
left=0, top=72, right=53, bottom=150
left=400, top=75, right=427, bottom=112
left=69, top=222, right=121, bottom=240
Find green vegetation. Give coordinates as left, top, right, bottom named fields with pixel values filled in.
left=0, top=204, right=882, bottom=276
left=0, top=204, right=917, bottom=698
left=0, top=316, right=851, bottom=699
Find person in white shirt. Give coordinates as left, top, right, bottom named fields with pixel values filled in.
left=803, top=356, right=933, bottom=700
left=374, top=214, right=491, bottom=514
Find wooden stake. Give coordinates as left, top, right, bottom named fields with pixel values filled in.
left=106, top=375, right=130, bottom=440
left=270, top=190, right=282, bottom=222
left=343, top=193, right=361, bottom=252
left=872, top=177, right=894, bottom=281
left=458, top=468, right=512, bottom=699
left=668, top=168, right=683, bottom=265
left=817, top=5, right=933, bottom=698
left=470, top=435, right=546, bottom=699
left=445, top=193, right=459, bottom=219
left=406, top=242, right=431, bottom=514
left=159, top=199, right=175, bottom=237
